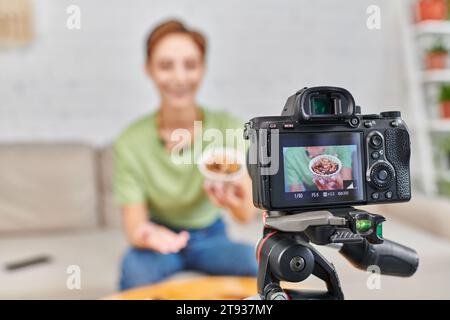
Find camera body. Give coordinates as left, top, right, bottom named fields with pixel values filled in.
left=244, top=86, right=411, bottom=212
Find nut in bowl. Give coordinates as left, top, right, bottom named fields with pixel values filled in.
left=198, top=147, right=245, bottom=183
left=309, top=154, right=342, bottom=179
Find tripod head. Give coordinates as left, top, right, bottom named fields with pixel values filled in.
left=255, top=208, right=419, bottom=300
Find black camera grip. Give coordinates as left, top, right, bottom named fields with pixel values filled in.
left=339, top=239, right=419, bottom=277
left=384, top=129, right=411, bottom=200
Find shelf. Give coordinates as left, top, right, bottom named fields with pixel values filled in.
left=415, top=20, right=450, bottom=36
left=402, top=3, right=447, bottom=195
left=428, top=119, right=450, bottom=132
left=437, top=173, right=450, bottom=182
left=422, top=70, right=450, bottom=83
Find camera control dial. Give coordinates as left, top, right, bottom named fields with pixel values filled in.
left=369, top=162, right=395, bottom=190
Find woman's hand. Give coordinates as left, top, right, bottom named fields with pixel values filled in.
left=203, top=174, right=257, bottom=223
left=135, top=222, right=190, bottom=254
left=122, top=204, right=189, bottom=253
left=313, top=174, right=344, bottom=190
left=204, top=180, right=244, bottom=210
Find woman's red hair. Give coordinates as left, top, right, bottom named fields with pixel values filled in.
left=146, top=19, right=207, bottom=61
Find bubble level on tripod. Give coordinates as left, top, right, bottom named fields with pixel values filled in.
left=356, top=219, right=372, bottom=233
left=377, top=223, right=383, bottom=238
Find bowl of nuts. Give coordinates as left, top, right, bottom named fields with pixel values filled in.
left=198, top=147, right=245, bottom=182
left=308, top=154, right=342, bottom=178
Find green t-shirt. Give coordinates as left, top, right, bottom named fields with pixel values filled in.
left=284, top=146, right=354, bottom=191
left=113, top=108, right=244, bottom=229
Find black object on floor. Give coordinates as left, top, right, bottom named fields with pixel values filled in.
left=4, top=255, right=52, bottom=271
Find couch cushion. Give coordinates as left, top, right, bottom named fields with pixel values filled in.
left=98, top=145, right=121, bottom=227
left=0, top=143, right=99, bottom=233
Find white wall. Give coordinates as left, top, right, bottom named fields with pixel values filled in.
left=0, top=0, right=406, bottom=145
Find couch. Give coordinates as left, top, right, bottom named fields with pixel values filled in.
left=0, top=143, right=262, bottom=299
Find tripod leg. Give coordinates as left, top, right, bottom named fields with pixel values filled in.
left=256, top=229, right=285, bottom=299
left=310, top=246, right=344, bottom=300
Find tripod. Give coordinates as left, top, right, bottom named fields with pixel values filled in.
left=254, top=207, right=419, bottom=300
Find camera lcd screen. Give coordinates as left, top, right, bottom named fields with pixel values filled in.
left=270, top=132, right=365, bottom=208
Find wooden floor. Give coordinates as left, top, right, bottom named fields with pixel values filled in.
left=104, top=276, right=257, bottom=300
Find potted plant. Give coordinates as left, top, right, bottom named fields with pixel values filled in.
left=438, top=84, right=450, bottom=118
left=437, top=179, right=450, bottom=196
left=417, top=0, right=447, bottom=22
left=436, top=135, right=450, bottom=196
left=426, top=39, right=448, bottom=69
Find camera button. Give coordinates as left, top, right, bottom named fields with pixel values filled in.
left=385, top=191, right=393, bottom=199
left=370, top=135, right=383, bottom=148
left=390, top=120, right=401, bottom=127
left=371, top=151, right=380, bottom=160
left=269, top=123, right=277, bottom=129
left=364, top=121, right=374, bottom=128
left=350, top=117, right=359, bottom=127
left=371, top=192, right=380, bottom=200
left=377, top=169, right=388, bottom=181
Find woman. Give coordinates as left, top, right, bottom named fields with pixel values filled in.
left=114, top=20, right=258, bottom=290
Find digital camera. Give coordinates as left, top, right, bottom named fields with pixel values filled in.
left=244, top=86, right=411, bottom=212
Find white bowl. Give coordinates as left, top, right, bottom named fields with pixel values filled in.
left=198, top=147, right=245, bottom=182
left=308, top=154, right=342, bottom=178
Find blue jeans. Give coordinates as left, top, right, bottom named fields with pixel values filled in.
left=119, top=218, right=258, bottom=291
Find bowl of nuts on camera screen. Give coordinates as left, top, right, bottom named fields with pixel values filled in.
left=198, top=147, right=245, bottom=182
left=308, top=154, right=342, bottom=179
